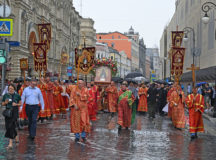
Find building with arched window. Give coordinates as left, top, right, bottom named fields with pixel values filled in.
left=0, top=0, right=96, bottom=80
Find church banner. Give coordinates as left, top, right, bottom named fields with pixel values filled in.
left=20, top=58, right=28, bottom=70
left=171, top=31, right=184, bottom=47
left=61, top=52, right=69, bottom=64
left=33, top=43, right=47, bottom=72
left=38, top=23, right=52, bottom=50
left=75, top=47, right=95, bottom=75
left=171, top=47, right=185, bottom=76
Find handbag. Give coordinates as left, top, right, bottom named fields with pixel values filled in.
left=2, top=94, right=15, bottom=118
left=2, top=108, right=13, bottom=118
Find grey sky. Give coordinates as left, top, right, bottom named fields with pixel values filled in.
left=73, top=0, right=175, bottom=48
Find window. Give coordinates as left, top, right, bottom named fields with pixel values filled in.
left=98, top=54, right=100, bottom=59
left=112, top=36, right=114, bottom=39
left=111, top=43, right=115, bottom=48
left=111, top=56, right=113, bottom=60
left=99, top=36, right=101, bottom=39
left=118, top=35, right=121, bottom=39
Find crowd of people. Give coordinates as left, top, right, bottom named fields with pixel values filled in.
left=1, top=77, right=209, bottom=149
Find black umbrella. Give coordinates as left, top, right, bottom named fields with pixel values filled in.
left=111, top=77, right=123, bottom=83
left=13, top=78, right=20, bottom=83
left=125, top=72, right=143, bottom=79
left=154, top=79, right=167, bottom=85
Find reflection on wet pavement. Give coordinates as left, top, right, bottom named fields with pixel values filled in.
left=0, top=113, right=216, bottom=160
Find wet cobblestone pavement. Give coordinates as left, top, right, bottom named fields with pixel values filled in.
left=0, top=113, right=216, bottom=160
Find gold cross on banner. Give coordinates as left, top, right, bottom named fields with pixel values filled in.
left=187, top=64, right=200, bottom=88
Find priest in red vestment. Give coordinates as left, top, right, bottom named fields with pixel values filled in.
left=18, top=80, right=30, bottom=121
left=90, top=81, right=100, bottom=113
left=105, top=81, right=118, bottom=117
left=38, top=78, right=51, bottom=121
left=45, top=77, right=55, bottom=118
left=118, top=81, right=135, bottom=130
left=87, top=82, right=97, bottom=121
left=69, top=80, right=90, bottom=142
left=138, top=82, right=148, bottom=113
left=60, top=80, right=69, bottom=114
left=167, top=87, right=174, bottom=118
left=185, top=87, right=204, bottom=139
left=53, top=80, right=63, bottom=115
left=170, top=85, right=185, bottom=129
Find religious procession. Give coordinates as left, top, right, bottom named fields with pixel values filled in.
left=0, top=20, right=212, bottom=156
left=1, top=66, right=207, bottom=148
left=1, top=0, right=216, bottom=159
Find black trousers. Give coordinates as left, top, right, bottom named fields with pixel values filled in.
left=148, top=102, right=156, bottom=118
left=25, top=105, right=40, bottom=137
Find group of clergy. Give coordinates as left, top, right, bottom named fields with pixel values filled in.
left=17, top=78, right=205, bottom=142
left=167, top=82, right=205, bottom=140
left=18, top=77, right=69, bottom=123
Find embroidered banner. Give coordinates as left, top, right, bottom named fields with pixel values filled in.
left=75, top=47, right=95, bottom=74
left=20, top=58, right=28, bottom=70
left=61, top=52, right=69, bottom=64
left=171, top=47, right=185, bottom=76
left=171, top=31, right=184, bottom=47
left=33, top=43, right=47, bottom=72
left=38, top=23, right=52, bottom=50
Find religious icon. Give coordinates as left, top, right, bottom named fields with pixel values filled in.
left=100, top=68, right=106, bottom=81
left=38, top=48, right=44, bottom=58
left=20, top=58, right=28, bottom=70
left=95, top=66, right=111, bottom=83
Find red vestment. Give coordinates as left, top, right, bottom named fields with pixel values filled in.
left=46, top=82, right=55, bottom=114
left=170, top=90, right=185, bottom=129
left=60, top=85, right=69, bottom=114
left=18, top=85, right=27, bottom=120
left=88, top=88, right=97, bottom=121
left=38, top=84, right=51, bottom=118
left=69, top=86, right=90, bottom=133
left=53, top=85, right=64, bottom=114
left=91, top=85, right=100, bottom=112
left=138, top=87, right=148, bottom=112
left=167, top=88, right=174, bottom=118
left=185, top=94, right=204, bottom=133
left=97, top=89, right=104, bottom=111
left=118, top=89, right=135, bottom=128
left=106, top=86, right=118, bottom=113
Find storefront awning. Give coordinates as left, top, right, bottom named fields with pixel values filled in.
left=181, top=66, right=216, bottom=82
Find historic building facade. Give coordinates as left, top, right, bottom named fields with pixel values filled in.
left=0, top=0, right=96, bottom=80
left=124, top=26, right=140, bottom=72
left=160, top=0, right=216, bottom=82
left=139, top=38, right=146, bottom=76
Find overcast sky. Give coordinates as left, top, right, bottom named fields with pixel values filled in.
left=73, top=0, right=175, bottom=48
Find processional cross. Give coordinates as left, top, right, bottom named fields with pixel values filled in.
left=186, top=64, right=200, bottom=88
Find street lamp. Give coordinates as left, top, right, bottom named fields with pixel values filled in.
left=201, top=2, right=216, bottom=24
left=183, top=27, right=195, bottom=65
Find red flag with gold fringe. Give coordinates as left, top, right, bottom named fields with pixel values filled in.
left=33, top=43, right=47, bottom=72
left=38, top=23, right=52, bottom=50
left=171, top=47, right=185, bottom=76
